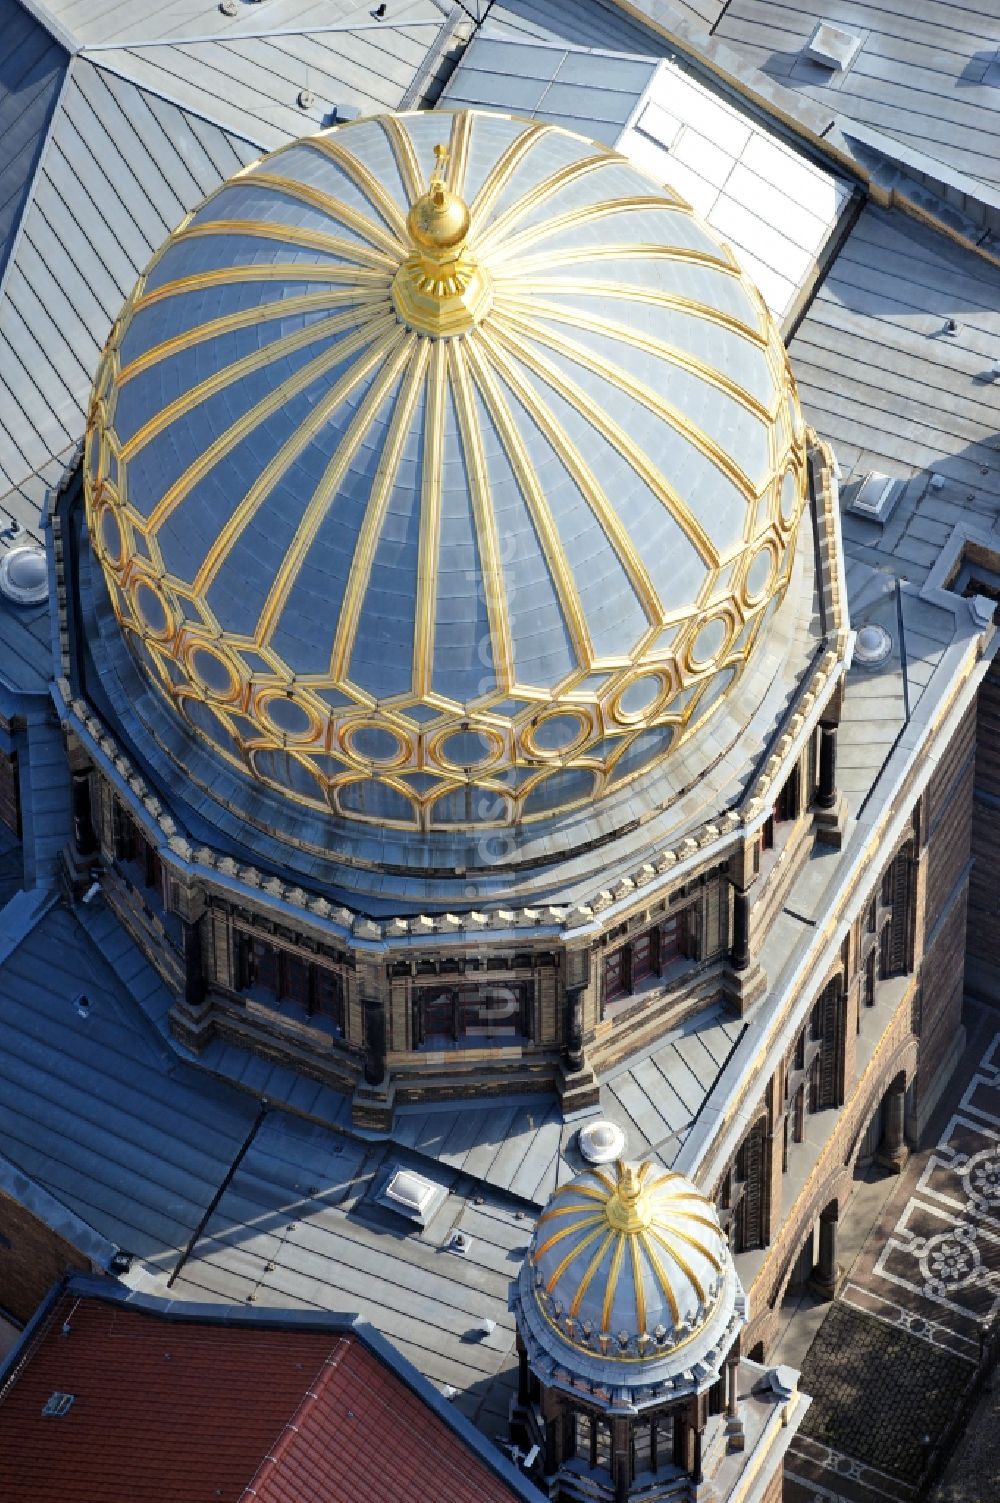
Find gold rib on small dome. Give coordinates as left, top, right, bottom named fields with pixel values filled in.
left=392, top=144, right=494, bottom=336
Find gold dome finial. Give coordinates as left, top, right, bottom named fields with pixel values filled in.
left=406, top=145, right=470, bottom=253
left=392, top=143, right=493, bottom=337
left=605, top=1159, right=654, bottom=1234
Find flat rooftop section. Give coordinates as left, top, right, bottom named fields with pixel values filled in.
left=0, top=1281, right=537, bottom=1503
left=715, top=0, right=1000, bottom=189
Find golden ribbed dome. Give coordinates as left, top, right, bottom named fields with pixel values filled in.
left=84, top=109, right=807, bottom=834
left=530, top=1159, right=728, bottom=1360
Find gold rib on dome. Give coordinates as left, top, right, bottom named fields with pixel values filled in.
left=530, top=1160, right=728, bottom=1361
left=83, top=109, right=809, bottom=835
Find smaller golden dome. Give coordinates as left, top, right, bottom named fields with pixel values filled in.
left=407, top=145, right=471, bottom=252
left=529, top=1158, right=729, bottom=1361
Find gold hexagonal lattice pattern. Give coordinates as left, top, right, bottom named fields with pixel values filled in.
left=84, top=109, right=809, bottom=833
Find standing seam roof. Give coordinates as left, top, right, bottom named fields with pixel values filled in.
left=0, top=0, right=67, bottom=288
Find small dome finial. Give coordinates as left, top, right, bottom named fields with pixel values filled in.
left=406, top=143, right=470, bottom=254
left=605, top=1159, right=654, bottom=1233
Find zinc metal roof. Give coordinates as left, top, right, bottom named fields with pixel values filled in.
left=0, top=52, right=260, bottom=535
left=715, top=0, right=1000, bottom=190
left=0, top=0, right=66, bottom=289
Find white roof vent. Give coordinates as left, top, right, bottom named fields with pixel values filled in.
left=385, top=1168, right=435, bottom=1215
left=0, top=544, right=48, bottom=605
left=804, top=20, right=862, bottom=72
left=578, top=1120, right=626, bottom=1164
left=849, top=472, right=905, bottom=526
left=375, top=1164, right=446, bottom=1226
left=854, top=623, right=892, bottom=667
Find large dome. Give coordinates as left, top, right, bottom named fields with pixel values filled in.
left=84, top=108, right=808, bottom=834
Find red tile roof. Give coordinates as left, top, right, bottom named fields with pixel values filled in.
left=0, top=1292, right=526, bottom=1503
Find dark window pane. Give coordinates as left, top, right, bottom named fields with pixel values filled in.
left=660, top=915, right=680, bottom=964
left=251, top=938, right=280, bottom=995
left=233, top=930, right=252, bottom=990
left=312, top=966, right=344, bottom=1031
left=632, top=931, right=653, bottom=983
left=415, top=982, right=530, bottom=1047
left=604, top=948, right=625, bottom=1003
left=459, top=984, right=523, bottom=1041
left=422, top=987, right=455, bottom=1043
left=281, top=952, right=310, bottom=1006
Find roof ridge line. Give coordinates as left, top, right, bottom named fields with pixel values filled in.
left=239, top=1340, right=352, bottom=1500
left=14, top=0, right=80, bottom=55
left=78, top=16, right=444, bottom=53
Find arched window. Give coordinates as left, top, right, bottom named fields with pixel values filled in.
left=784, top=1024, right=819, bottom=1174
left=812, top=977, right=844, bottom=1110
left=725, top=1118, right=767, bottom=1253
left=874, top=843, right=913, bottom=981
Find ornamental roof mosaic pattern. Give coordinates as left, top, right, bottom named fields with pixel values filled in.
left=84, top=107, right=808, bottom=833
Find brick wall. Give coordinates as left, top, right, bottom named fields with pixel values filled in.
left=968, top=661, right=1000, bottom=972
left=743, top=993, right=918, bottom=1358
left=920, top=704, right=975, bottom=1107
left=0, top=1188, right=93, bottom=1324
left=918, top=888, right=969, bottom=1111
